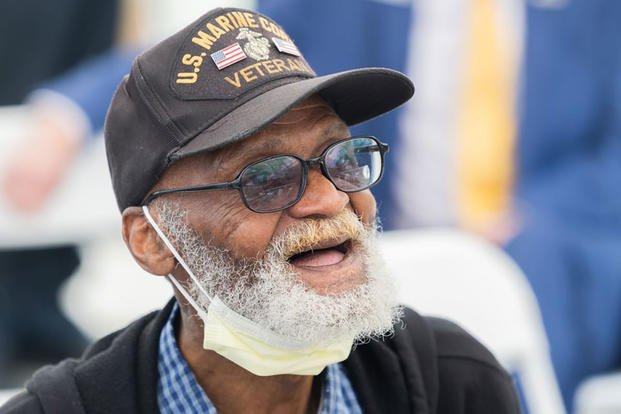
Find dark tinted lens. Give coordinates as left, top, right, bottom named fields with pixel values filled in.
left=325, top=137, right=382, bottom=191
left=240, top=156, right=303, bottom=212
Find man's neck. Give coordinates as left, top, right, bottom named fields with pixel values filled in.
left=177, top=309, right=320, bottom=414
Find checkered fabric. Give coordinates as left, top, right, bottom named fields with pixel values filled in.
left=157, top=303, right=362, bottom=413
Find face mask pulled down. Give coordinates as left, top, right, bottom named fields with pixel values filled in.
left=142, top=204, right=401, bottom=376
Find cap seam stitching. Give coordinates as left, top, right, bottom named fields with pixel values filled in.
left=133, top=61, right=186, bottom=144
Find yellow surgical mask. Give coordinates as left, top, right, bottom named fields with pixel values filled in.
left=143, top=206, right=354, bottom=376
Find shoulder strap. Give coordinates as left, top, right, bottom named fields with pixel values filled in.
left=344, top=307, right=439, bottom=413
left=396, top=308, right=439, bottom=413
left=422, top=317, right=522, bottom=414
left=26, top=360, right=85, bottom=414
left=74, top=300, right=174, bottom=414
left=25, top=299, right=176, bottom=414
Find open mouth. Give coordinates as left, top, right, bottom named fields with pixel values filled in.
left=287, top=240, right=352, bottom=268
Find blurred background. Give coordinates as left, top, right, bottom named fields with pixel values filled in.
left=1, top=0, right=621, bottom=413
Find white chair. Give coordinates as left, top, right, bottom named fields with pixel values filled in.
left=0, top=389, right=21, bottom=407
left=574, top=372, right=621, bottom=414
left=379, top=228, right=565, bottom=414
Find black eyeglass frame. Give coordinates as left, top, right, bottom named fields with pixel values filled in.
left=142, top=136, right=389, bottom=213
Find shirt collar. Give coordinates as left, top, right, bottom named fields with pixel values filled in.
left=157, top=301, right=361, bottom=414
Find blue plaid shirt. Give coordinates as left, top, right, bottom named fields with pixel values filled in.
left=157, top=303, right=362, bottom=414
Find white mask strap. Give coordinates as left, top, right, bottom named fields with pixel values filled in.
left=141, top=205, right=213, bottom=303
left=167, top=273, right=209, bottom=320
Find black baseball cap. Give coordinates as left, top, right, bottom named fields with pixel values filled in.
left=104, top=7, right=414, bottom=211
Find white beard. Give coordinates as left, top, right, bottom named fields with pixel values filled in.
left=156, top=203, right=402, bottom=345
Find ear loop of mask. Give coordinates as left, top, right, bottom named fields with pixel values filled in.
left=142, top=205, right=212, bottom=317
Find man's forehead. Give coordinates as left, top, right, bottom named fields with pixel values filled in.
left=217, top=99, right=346, bottom=158
left=271, top=95, right=338, bottom=125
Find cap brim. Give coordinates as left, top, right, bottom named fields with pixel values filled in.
left=173, top=67, right=414, bottom=159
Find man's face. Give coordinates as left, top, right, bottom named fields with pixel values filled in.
left=150, top=96, right=401, bottom=343
left=155, top=96, right=378, bottom=295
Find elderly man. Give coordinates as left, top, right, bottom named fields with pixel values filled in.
left=1, top=8, right=519, bottom=414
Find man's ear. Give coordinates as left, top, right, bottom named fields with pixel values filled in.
left=122, top=206, right=176, bottom=276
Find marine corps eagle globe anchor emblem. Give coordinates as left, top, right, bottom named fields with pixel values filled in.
left=236, top=28, right=271, bottom=61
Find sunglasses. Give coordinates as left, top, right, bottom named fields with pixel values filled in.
left=143, top=136, right=388, bottom=213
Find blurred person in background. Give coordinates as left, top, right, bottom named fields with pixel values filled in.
left=259, top=0, right=621, bottom=411
left=0, top=0, right=122, bottom=387
left=2, top=0, right=259, bottom=208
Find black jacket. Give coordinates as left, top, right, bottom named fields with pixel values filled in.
left=1, top=300, right=521, bottom=413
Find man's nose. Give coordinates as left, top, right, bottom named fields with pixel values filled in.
left=286, top=167, right=349, bottom=219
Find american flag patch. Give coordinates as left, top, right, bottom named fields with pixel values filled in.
left=210, top=43, right=247, bottom=70
left=272, top=37, right=300, bottom=57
